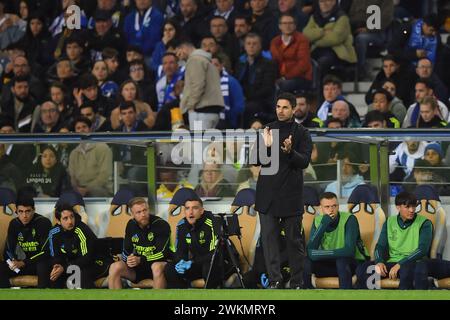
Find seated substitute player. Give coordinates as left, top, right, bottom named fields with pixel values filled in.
left=0, top=196, right=52, bottom=288
left=304, top=192, right=369, bottom=289
left=359, top=191, right=432, bottom=289
left=108, top=197, right=172, bottom=289
left=48, top=204, right=111, bottom=288
left=165, top=197, right=223, bottom=288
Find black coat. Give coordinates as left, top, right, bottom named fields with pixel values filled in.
left=254, top=120, right=312, bottom=217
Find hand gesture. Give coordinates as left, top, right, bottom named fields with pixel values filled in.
left=50, top=264, right=64, bottom=281
left=281, top=135, right=292, bottom=154
left=126, top=254, right=141, bottom=268
left=389, top=263, right=401, bottom=280
left=262, top=127, right=273, bottom=147
left=375, top=262, right=388, bottom=277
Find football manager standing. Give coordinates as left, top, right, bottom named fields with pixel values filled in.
left=254, top=92, right=312, bottom=289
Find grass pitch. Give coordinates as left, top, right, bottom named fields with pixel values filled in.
left=0, top=289, right=449, bottom=300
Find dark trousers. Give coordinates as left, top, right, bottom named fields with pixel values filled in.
left=49, top=265, right=97, bottom=289
left=165, top=261, right=222, bottom=289
left=259, top=214, right=305, bottom=287
left=358, top=260, right=428, bottom=290
left=303, top=257, right=359, bottom=289
left=311, top=47, right=339, bottom=77
left=0, top=260, right=51, bottom=288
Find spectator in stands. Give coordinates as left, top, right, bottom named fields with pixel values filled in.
left=200, top=35, right=221, bottom=55
left=276, top=0, right=309, bottom=32
left=0, top=117, right=36, bottom=173
left=175, top=0, right=208, bottom=46
left=368, top=88, right=401, bottom=128
left=47, top=57, right=78, bottom=93
left=236, top=33, right=276, bottom=126
left=389, top=140, right=428, bottom=182
left=49, top=82, right=75, bottom=125
left=109, top=197, right=171, bottom=289
left=0, top=141, right=25, bottom=192
left=303, top=0, right=356, bottom=76
left=404, top=14, right=440, bottom=66
left=249, top=0, right=277, bottom=50
left=237, top=164, right=260, bottom=191
left=365, top=55, right=416, bottom=107
left=414, top=96, right=448, bottom=128
left=110, top=79, right=156, bottom=129
left=49, top=0, right=87, bottom=39
left=156, top=162, right=193, bottom=200
left=402, top=79, right=448, bottom=128
left=156, top=52, right=184, bottom=111
left=165, top=197, right=223, bottom=288
left=348, top=0, right=393, bottom=80
left=194, top=163, right=234, bottom=197
left=210, top=16, right=240, bottom=68
left=294, top=92, right=323, bottom=128
left=64, top=35, right=90, bottom=75
left=359, top=191, right=432, bottom=289
left=211, top=53, right=245, bottom=129
left=209, top=0, right=239, bottom=32
left=16, top=13, right=52, bottom=68
left=25, top=144, right=70, bottom=197
left=404, top=158, right=449, bottom=196
left=87, top=0, right=123, bottom=30
left=178, top=42, right=225, bottom=129
left=48, top=204, right=111, bottom=288
left=316, top=75, right=360, bottom=123
left=128, top=59, right=158, bottom=108
left=91, top=59, right=119, bottom=100
left=0, top=196, right=51, bottom=288
left=86, top=9, right=126, bottom=62
left=0, top=55, right=46, bottom=104
left=33, top=101, right=65, bottom=133
left=113, top=101, right=149, bottom=195
left=1, top=76, right=38, bottom=133
left=102, top=47, right=124, bottom=85
left=270, top=13, right=312, bottom=93
left=73, top=73, right=115, bottom=119
left=151, top=18, right=182, bottom=72
left=423, top=143, right=450, bottom=182
left=304, top=191, right=369, bottom=289
left=234, top=15, right=252, bottom=54
left=324, top=151, right=364, bottom=197
left=380, top=79, right=407, bottom=123
left=330, top=100, right=360, bottom=128
left=79, top=103, right=111, bottom=132
left=68, top=116, right=113, bottom=197
left=123, top=0, right=164, bottom=65
left=414, top=58, right=448, bottom=103
left=0, top=0, right=26, bottom=50
left=363, top=110, right=388, bottom=129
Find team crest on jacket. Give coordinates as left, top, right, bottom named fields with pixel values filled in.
left=132, top=234, right=139, bottom=243
left=32, top=228, right=36, bottom=238
left=148, top=232, right=154, bottom=242
left=17, top=232, right=24, bottom=242
left=199, top=231, right=205, bottom=244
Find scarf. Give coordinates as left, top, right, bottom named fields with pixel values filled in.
left=219, top=70, right=230, bottom=120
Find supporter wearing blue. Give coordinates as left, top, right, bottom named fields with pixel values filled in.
left=324, top=152, right=364, bottom=198
left=212, top=53, right=244, bottom=129
left=150, top=19, right=182, bottom=72
left=92, top=60, right=119, bottom=100
left=123, top=0, right=164, bottom=63
left=405, top=14, right=440, bottom=65
left=414, top=58, right=448, bottom=104
left=155, top=52, right=184, bottom=111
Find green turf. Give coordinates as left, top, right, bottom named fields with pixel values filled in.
left=0, top=289, right=449, bottom=300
